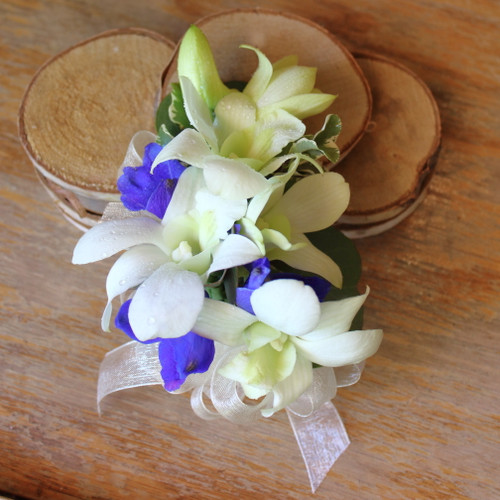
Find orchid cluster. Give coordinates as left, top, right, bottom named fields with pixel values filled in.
left=73, top=26, right=382, bottom=418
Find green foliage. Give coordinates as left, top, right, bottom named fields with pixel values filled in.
left=155, top=83, right=191, bottom=145
left=307, top=226, right=364, bottom=330
left=286, top=114, right=342, bottom=165
left=313, top=114, right=342, bottom=164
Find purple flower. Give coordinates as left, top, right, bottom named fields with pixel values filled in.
left=115, top=300, right=215, bottom=391
left=158, top=332, right=215, bottom=392
left=115, top=300, right=161, bottom=344
left=236, top=258, right=271, bottom=314
left=117, top=142, right=185, bottom=219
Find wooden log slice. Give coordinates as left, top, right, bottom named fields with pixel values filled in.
left=336, top=52, right=441, bottom=237
left=19, top=28, right=175, bottom=227
left=162, top=8, right=372, bottom=161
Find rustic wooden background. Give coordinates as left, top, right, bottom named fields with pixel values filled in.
left=1, top=0, right=499, bottom=498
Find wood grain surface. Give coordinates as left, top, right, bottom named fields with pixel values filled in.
left=1, top=1, right=499, bottom=499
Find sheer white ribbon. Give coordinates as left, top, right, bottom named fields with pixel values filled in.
left=97, top=341, right=364, bottom=492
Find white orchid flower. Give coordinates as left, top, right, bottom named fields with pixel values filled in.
left=193, top=279, right=382, bottom=417
left=242, top=46, right=335, bottom=120
left=152, top=26, right=336, bottom=182
left=72, top=166, right=263, bottom=341
left=241, top=171, right=350, bottom=288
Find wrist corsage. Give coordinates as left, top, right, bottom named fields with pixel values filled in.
left=72, top=24, right=383, bottom=492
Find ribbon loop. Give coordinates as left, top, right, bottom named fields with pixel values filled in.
left=97, top=341, right=162, bottom=414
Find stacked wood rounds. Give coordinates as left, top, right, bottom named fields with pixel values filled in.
left=336, top=52, right=441, bottom=237
left=19, top=28, right=174, bottom=230
left=19, top=10, right=440, bottom=237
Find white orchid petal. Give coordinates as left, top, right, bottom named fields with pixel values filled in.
left=269, top=172, right=349, bottom=233
left=100, top=302, right=113, bottom=333
left=219, top=340, right=297, bottom=400
left=251, top=279, right=321, bottom=336
left=202, top=157, right=268, bottom=200
left=261, top=228, right=293, bottom=250
left=208, top=234, right=263, bottom=274
left=105, top=245, right=168, bottom=301
left=238, top=218, right=265, bottom=254
left=300, top=289, right=370, bottom=341
left=162, top=166, right=205, bottom=225
left=244, top=322, right=282, bottom=352
left=250, top=109, right=305, bottom=162
left=72, top=217, right=165, bottom=264
left=258, top=66, right=316, bottom=107
left=215, top=92, right=256, bottom=140
left=128, top=263, right=204, bottom=341
left=246, top=187, right=274, bottom=223
left=272, top=54, right=298, bottom=71
left=101, top=245, right=169, bottom=331
left=261, top=353, right=313, bottom=417
left=263, top=93, right=335, bottom=120
left=292, top=329, right=383, bottom=367
left=259, top=152, right=300, bottom=177
left=178, top=248, right=212, bottom=276
left=179, top=76, right=218, bottom=150
left=195, top=189, right=247, bottom=237
left=151, top=129, right=211, bottom=171
left=194, top=299, right=255, bottom=346
left=242, top=45, right=273, bottom=102
left=269, top=233, right=343, bottom=288
left=162, top=214, right=198, bottom=252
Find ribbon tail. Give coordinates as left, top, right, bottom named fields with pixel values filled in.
left=286, top=401, right=350, bottom=493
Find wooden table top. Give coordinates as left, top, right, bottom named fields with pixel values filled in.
left=1, top=1, right=499, bottom=498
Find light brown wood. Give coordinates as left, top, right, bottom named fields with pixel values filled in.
left=1, top=1, right=499, bottom=499
left=19, top=28, right=175, bottom=216
left=162, top=8, right=372, bottom=161
left=336, top=52, right=441, bottom=233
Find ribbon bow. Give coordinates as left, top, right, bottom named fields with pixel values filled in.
left=97, top=341, right=364, bottom=492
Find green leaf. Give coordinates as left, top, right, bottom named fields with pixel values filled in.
left=306, top=225, right=361, bottom=291
left=156, top=84, right=190, bottom=146
left=206, top=285, right=225, bottom=301
left=155, top=94, right=173, bottom=134
left=155, top=84, right=191, bottom=145
left=308, top=226, right=364, bottom=330
left=314, top=114, right=342, bottom=143
left=169, top=83, right=190, bottom=130
left=313, top=114, right=342, bottom=164
left=288, top=138, right=319, bottom=155
left=223, top=266, right=238, bottom=305
left=157, top=124, right=173, bottom=146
